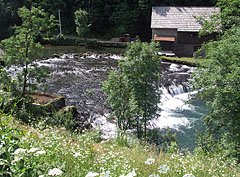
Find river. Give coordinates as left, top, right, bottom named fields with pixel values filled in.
left=34, top=51, right=209, bottom=149
left=7, top=46, right=209, bottom=149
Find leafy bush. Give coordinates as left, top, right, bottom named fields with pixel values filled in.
left=42, top=37, right=83, bottom=46
left=193, top=26, right=240, bottom=160
left=85, top=39, right=99, bottom=48
left=44, top=111, right=76, bottom=131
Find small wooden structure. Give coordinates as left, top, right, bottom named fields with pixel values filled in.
left=151, top=6, right=220, bottom=57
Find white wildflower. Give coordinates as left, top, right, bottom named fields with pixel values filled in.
left=0, top=159, right=7, bottom=166
left=149, top=174, right=160, bottom=177
left=158, top=165, right=170, bottom=174
left=35, top=150, right=46, bottom=156
left=85, top=172, right=99, bottom=177
left=48, top=168, right=63, bottom=176
left=100, top=171, right=110, bottom=177
left=11, top=156, right=23, bottom=164
left=120, top=169, right=137, bottom=177
left=144, top=158, right=155, bottom=165
left=39, top=175, right=44, bottom=177
left=73, top=152, right=81, bottom=157
left=183, top=174, right=195, bottom=177
left=14, top=148, right=26, bottom=155
left=28, top=148, right=39, bottom=153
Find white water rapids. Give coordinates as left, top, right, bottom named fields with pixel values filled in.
left=6, top=54, right=208, bottom=148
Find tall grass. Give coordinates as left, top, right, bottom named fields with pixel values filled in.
left=1, top=116, right=239, bottom=177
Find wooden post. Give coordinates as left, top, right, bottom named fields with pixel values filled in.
left=58, top=9, right=62, bottom=34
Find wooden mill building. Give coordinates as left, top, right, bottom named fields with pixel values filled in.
left=151, top=6, right=220, bottom=57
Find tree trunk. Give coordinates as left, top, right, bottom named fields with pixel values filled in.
left=144, top=111, right=147, bottom=142
left=22, top=63, right=28, bottom=97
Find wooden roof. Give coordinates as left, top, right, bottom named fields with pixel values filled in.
left=151, top=6, right=220, bottom=32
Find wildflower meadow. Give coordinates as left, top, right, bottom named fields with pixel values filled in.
left=1, top=113, right=239, bottom=177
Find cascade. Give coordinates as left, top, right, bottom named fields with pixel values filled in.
left=6, top=53, right=208, bottom=149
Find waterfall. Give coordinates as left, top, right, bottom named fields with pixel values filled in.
left=167, top=84, right=190, bottom=96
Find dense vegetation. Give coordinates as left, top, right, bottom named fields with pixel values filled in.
left=190, top=0, right=240, bottom=161
left=193, top=25, right=240, bottom=160
left=0, top=0, right=217, bottom=40
left=1, top=112, right=239, bottom=176
left=0, top=5, right=56, bottom=97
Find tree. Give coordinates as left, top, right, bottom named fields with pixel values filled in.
left=103, top=40, right=161, bottom=139
left=0, top=0, right=22, bottom=40
left=102, top=70, right=133, bottom=131
left=123, top=40, right=161, bottom=139
left=0, top=5, right=57, bottom=97
left=192, top=26, right=240, bottom=159
left=198, top=0, right=240, bottom=35
left=74, top=9, right=91, bottom=44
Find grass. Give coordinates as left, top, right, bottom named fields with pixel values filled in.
left=161, top=56, right=207, bottom=66
left=1, top=114, right=240, bottom=177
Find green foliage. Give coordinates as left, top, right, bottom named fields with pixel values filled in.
left=103, top=40, right=161, bottom=139
left=0, top=5, right=56, bottom=97
left=192, top=25, right=240, bottom=160
left=148, top=129, right=177, bottom=151
left=0, top=89, right=23, bottom=176
left=0, top=0, right=218, bottom=40
left=85, top=39, right=99, bottom=48
left=103, top=70, right=133, bottom=131
left=1, top=89, right=239, bottom=177
left=1, top=118, right=239, bottom=176
left=123, top=41, right=161, bottom=139
left=217, top=0, right=240, bottom=29
left=43, top=36, right=83, bottom=46
left=0, top=0, right=21, bottom=40
left=74, top=8, right=91, bottom=43
left=199, top=0, right=240, bottom=35
left=44, top=111, right=76, bottom=131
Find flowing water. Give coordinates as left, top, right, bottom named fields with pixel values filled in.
left=8, top=49, right=209, bottom=149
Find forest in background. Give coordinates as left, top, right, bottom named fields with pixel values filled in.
left=0, top=0, right=217, bottom=41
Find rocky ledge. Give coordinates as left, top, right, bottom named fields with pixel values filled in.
left=30, top=93, right=92, bottom=131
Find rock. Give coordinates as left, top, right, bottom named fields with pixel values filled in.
left=74, top=111, right=92, bottom=132
left=58, top=106, right=78, bottom=116
left=194, top=49, right=206, bottom=58
left=52, top=53, right=61, bottom=58
left=45, top=96, right=65, bottom=112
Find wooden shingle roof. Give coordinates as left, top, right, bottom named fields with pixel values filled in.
left=151, top=6, right=220, bottom=32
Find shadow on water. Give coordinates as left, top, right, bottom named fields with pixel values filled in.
left=170, top=98, right=210, bottom=150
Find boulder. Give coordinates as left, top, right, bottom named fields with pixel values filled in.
left=45, top=96, right=65, bottom=112
left=58, top=106, right=78, bottom=116
left=74, top=111, right=92, bottom=132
